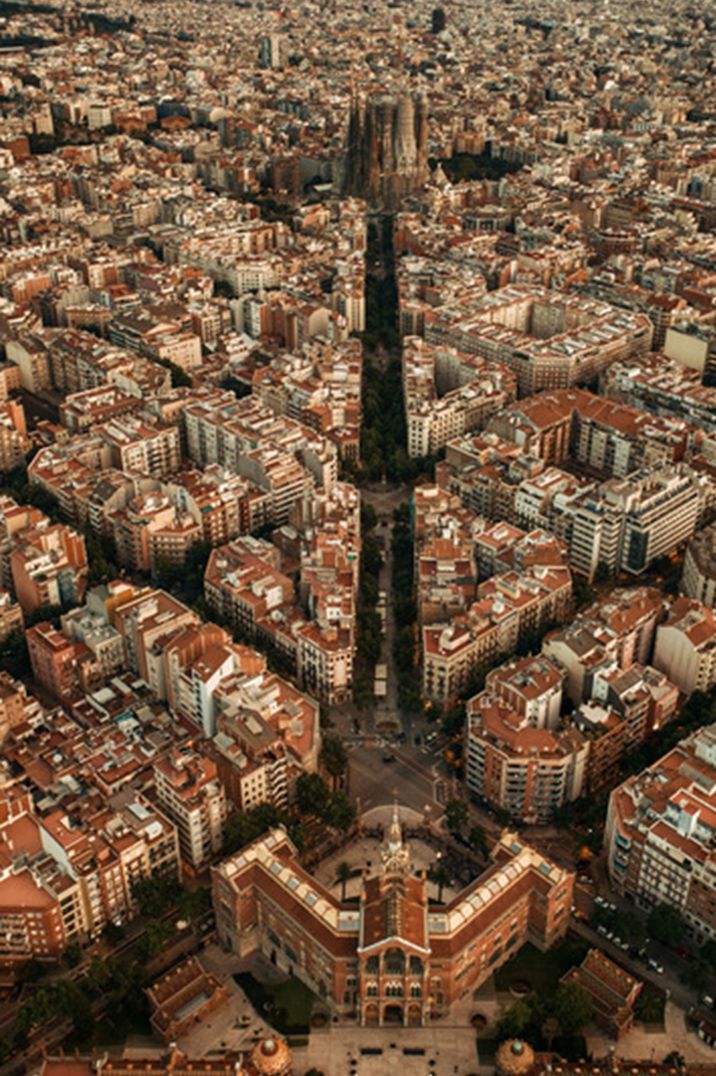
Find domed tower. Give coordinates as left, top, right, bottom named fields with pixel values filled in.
left=248, top=1035, right=292, bottom=1076
left=496, top=1039, right=536, bottom=1076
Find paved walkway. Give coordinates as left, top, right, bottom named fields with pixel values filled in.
left=585, top=1002, right=716, bottom=1065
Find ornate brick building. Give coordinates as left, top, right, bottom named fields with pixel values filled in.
left=212, top=806, right=574, bottom=1025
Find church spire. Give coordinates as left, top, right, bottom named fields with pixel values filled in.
left=381, top=799, right=411, bottom=875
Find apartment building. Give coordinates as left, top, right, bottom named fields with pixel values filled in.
left=605, top=723, right=716, bottom=943
left=423, top=562, right=572, bottom=701
left=568, top=465, right=706, bottom=580
left=60, top=602, right=125, bottom=680
left=9, top=520, right=88, bottom=614
left=213, top=819, right=573, bottom=1023
left=653, top=597, right=716, bottom=695
left=59, top=384, right=142, bottom=433
left=417, top=534, right=478, bottom=626
left=402, top=336, right=516, bottom=458
left=604, top=354, right=716, bottom=435
left=167, top=466, right=271, bottom=544
left=466, top=656, right=588, bottom=822
left=543, top=587, right=664, bottom=705
left=0, top=400, right=30, bottom=471
left=206, top=525, right=357, bottom=705
left=0, top=788, right=180, bottom=961
left=108, top=305, right=202, bottom=371
left=108, top=493, right=202, bottom=574
left=182, top=393, right=330, bottom=524
left=0, top=589, right=22, bottom=643
left=574, top=664, right=679, bottom=793
left=111, top=586, right=200, bottom=692
left=425, top=285, right=652, bottom=396
left=211, top=666, right=320, bottom=811
left=682, top=524, right=716, bottom=608
left=5, top=333, right=51, bottom=394
left=98, top=415, right=181, bottom=479
left=26, top=621, right=100, bottom=701
left=204, top=536, right=294, bottom=638
left=0, top=672, right=41, bottom=742
left=153, top=750, right=227, bottom=872
left=489, top=388, right=695, bottom=478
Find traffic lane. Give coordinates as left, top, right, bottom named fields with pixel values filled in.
left=348, top=746, right=437, bottom=813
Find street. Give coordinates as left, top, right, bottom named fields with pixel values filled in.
left=347, top=741, right=437, bottom=815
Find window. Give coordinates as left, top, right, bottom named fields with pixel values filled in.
left=384, top=948, right=405, bottom=974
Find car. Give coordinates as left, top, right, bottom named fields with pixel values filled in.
left=702, top=995, right=715, bottom=1009
left=608, top=902, right=616, bottom=912
left=606, top=932, right=614, bottom=942
left=383, top=754, right=396, bottom=763
left=648, top=958, right=664, bottom=974
left=595, top=895, right=606, bottom=907
left=597, top=925, right=607, bottom=936
left=619, top=941, right=629, bottom=951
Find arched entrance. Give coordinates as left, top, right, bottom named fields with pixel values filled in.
left=407, top=1003, right=422, bottom=1027
left=364, top=1002, right=379, bottom=1027
left=383, top=1004, right=404, bottom=1024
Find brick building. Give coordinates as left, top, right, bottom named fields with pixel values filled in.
left=213, top=808, right=573, bottom=1025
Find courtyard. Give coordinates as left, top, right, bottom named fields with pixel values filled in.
left=313, top=831, right=461, bottom=904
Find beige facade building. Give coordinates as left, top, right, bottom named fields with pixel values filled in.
left=653, top=596, right=716, bottom=695
left=605, top=722, right=716, bottom=943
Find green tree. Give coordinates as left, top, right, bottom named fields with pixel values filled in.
left=360, top=503, right=377, bottom=531
left=648, top=903, right=685, bottom=946
left=573, top=575, right=593, bottom=610
left=335, top=862, right=352, bottom=901
left=495, top=999, right=532, bottom=1042
left=445, top=798, right=468, bottom=834
left=428, top=862, right=451, bottom=903
left=18, top=958, right=45, bottom=985
left=469, top=824, right=489, bottom=860
left=551, top=981, right=593, bottom=1035
left=62, top=942, right=82, bottom=968
left=132, top=874, right=182, bottom=918
left=441, top=704, right=466, bottom=738
left=224, top=802, right=286, bottom=854
left=295, top=772, right=331, bottom=817
left=86, top=956, right=113, bottom=991
left=326, top=791, right=356, bottom=832
left=138, top=918, right=173, bottom=960
left=320, top=735, right=348, bottom=787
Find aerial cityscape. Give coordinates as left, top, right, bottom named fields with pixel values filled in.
left=0, top=0, right=716, bottom=1073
